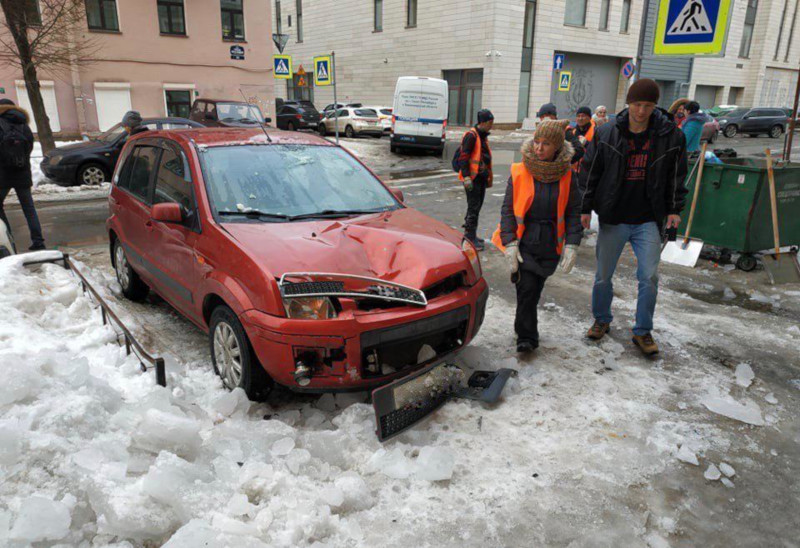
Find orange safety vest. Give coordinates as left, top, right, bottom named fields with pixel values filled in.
left=491, top=163, right=572, bottom=255
left=458, top=128, right=493, bottom=186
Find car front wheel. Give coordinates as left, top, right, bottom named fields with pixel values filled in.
left=209, top=305, right=272, bottom=401
left=78, top=163, right=109, bottom=186
left=318, top=123, right=327, bottom=136
left=769, top=125, right=783, bottom=138
left=113, top=238, right=148, bottom=301
left=723, top=125, right=738, bottom=138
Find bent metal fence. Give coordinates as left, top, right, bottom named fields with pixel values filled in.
left=22, top=253, right=167, bottom=387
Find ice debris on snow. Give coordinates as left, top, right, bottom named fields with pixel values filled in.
left=735, top=363, right=755, bottom=388
left=704, top=464, right=722, bottom=481
left=702, top=395, right=765, bottom=426
left=788, top=325, right=800, bottom=336
left=676, top=444, right=699, bottom=465
left=133, top=408, right=202, bottom=459
left=721, top=478, right=735, bottom=489
left=271, top=436, right=296, bottom=456
left=722, top=287, right=736, bottom=300
left=765, top=392, right=778, bottom=404
left=368, top=446, right=455, bottom=481
left=9, top=496, right=72, bottom=542
left=719, top=462, right=735, bottom=477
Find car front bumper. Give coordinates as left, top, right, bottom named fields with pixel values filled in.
left=240, top=279, right=489, bottom=392
left=40, top=160, right=78, bottom=185
left=391, top=134, right=445, bottom=150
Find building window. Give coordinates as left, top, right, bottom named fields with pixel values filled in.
left=158, top=0, right=186, bottom=35
left=517, top=0, right=536, bottom=122
left=564, top=0, right=586, bottom=26
left=23, top=0, right=42, bottom=26
left=221, top=0, right=245, bottom=41
left=599, top=0, right=610, bottom=30
left=785, top=1, right=798, bottom=61
left=296, top=0, right=303, bottom=41
left=739, top=0, right=758, bottom=57
left=275, top=0, right=281, bottom=33
left=407, top=0, right=417, bottom=28
left=165, top=90, right=192, bottom=118
left=374, top=0, right=382, bottom=31
left=85, top=0, right=119, bottom=31
left=620, top=0, right=631, bottom=32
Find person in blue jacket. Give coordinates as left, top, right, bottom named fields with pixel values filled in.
left=682, top=101, right=705, bottom=153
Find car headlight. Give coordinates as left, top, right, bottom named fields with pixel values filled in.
left=719, top=119, right=727, bottom=124
left=284, top=297, right=337, bottom=319
left=462, top=239, right=482, bottom=278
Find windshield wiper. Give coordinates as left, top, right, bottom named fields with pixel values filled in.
left=287, top=208, right=390, bottom=221
left=218, top=210, right=291, bottom=221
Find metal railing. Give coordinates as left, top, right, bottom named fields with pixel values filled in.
left=22, top=253, right=167, bottom=387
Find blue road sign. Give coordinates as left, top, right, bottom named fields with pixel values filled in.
left=622, top=60, right=635, bottom=79
left=273, top=55, right=292, bottom=79
left=654, top=0, right=731, bottom=55
left=553, top=54, right=565, bottom=71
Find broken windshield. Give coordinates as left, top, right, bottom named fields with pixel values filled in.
left=200, top=145, right=399, bottom=219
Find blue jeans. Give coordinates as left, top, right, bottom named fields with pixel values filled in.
left=0, top=186, right=45, bottom=248
left=592, top=222, right=661, bottom=336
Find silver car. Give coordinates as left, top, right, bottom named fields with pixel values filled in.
left=319, top=108, right=383, bottom=138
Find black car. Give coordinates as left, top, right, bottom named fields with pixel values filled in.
left=40, top=117, right=203, bottom=186
left=718, top=107, right=789, bottom=138
left=275, top=102, right=322, bottom=131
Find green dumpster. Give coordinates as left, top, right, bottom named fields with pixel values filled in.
left=677, top=157, right=800, bottom=271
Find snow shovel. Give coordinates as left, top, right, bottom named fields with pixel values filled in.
left=762, top=149, right=800, bottom=284
left=661, top=142, right=707, bottom=267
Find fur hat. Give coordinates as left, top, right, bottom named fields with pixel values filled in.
left=626, top=78, right=660, bottom=104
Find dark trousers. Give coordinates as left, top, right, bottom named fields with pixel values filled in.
left=0, top=186, right=45, bottom=248
left=463, top=175, right=487, bottom=241
left=515, top=269, right=547, bottom=344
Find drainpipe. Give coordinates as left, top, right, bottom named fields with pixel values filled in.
left=67, top=32, right=87, bottom=136
left=633, top=0, right=653, bottom=83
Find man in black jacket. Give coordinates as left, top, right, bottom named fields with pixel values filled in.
left=0, top=99, right=44, bottom=250
left=458, top=109, right=494, bottom=250
left=580, top=79, right=688, bottom=355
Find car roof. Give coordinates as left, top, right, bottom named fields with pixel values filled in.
left=142, top=117, right=204, bottom=127
left=193, top=99, right=250, bottom=104
left=139, top=127, right=337, bottom=148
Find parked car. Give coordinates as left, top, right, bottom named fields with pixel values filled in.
left=701, top=115, right=720, bottom=144
left=707, top=104, right=738, bottom=118
left=276, top=102, right=322, bottom=131
left=319, top=108, right=383, bottom=138
left=107, top=128, right=488, bottom=397
left=718, top=107, right=789, bottom=138
left=190, top=99, right=271, bottom=128
left=323, top=103, right=345, bottom=113
left=366, top=106, right=394, bottom=133
left=391, top=77, right=448, bottom=154
left=40, top=117, right=203, bottom=186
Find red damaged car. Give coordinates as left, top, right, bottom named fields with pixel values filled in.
left=106, top=128, right=488, bottom=398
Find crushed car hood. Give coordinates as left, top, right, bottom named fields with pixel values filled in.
left=222, top=208, right=467, bottom=289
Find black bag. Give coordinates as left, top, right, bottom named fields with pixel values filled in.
left=451, top=145, right=462, bottom=172
left=0, top=118, right=29, bottom=169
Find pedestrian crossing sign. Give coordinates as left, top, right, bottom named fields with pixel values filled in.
left=654, top=0, right=732, bottom=56
left=557, top=71, right=571, bottom=92
left=314, top=55, right=333, bottom=86
left=273, top=55, right=292, bottom=79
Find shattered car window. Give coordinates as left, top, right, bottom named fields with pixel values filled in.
left=201, top=145, right=398, bottom=218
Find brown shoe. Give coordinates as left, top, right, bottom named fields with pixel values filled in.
left=632, top=333, right=659, bottom=355
left=587, top=321, right=610, bottom=340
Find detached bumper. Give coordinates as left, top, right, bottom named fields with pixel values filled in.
left=241, top=279, right=489, bottom=392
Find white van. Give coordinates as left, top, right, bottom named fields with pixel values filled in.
left=391, top=77, right=448, bottom=155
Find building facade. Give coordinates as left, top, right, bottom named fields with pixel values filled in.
left=274, top=0, right=644, bottom=126
left=0, top=0, right=275, bottom=136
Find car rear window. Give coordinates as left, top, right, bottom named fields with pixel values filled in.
left=355, top=109, right=378, bottom=117
left=380, top=109, right=393, bottom=115
left=200, top=145, right=398, bottom=219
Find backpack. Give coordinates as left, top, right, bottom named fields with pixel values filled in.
left=0, top=118, right=29, bottom=169
left=451, top=129, right=477, bottom=173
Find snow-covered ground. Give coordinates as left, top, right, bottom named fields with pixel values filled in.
left=2, top=250, right=799, bottom=547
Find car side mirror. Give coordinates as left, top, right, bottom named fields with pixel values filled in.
left=152, top=202, right=183, bottom=223
left=391, top=188, right=404, bottom=203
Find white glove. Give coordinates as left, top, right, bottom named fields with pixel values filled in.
left=557, top=244, right=578, bottom=274
left=504, top=241, right=523, bottom=275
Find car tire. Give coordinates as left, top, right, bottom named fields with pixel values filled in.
left=390, top=143, right=398, bottom=153
left=209, top=305, right=273, bottom=401
left=769, top=125, right=783, bottom=138
left=112, top=238, right=149, bottom=302
left=318, top=124, right=327, bottom=136
left=723, top=125, right=738, bottom=138
left=286, top=121, right=296, bottom=131
left=77, top=162, right=109, bottom=186
left=345, top=125, right=355, bottom=139
left=372, top=133, right=382, bottom=139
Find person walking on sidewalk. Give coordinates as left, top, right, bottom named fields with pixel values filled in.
left=536, top=103, right=585, bottom=165
left=580, top=79, right=688, bottom=355
left=574, top=106, right=597, bottom=146
left=681, top=101, right=705, bottom=153
left=0, top=98, right=45, bottom=251
left=458, top=109, right=494, bottom=250
left=493, top=120, right=583, bottom=354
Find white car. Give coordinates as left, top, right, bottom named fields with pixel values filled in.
left=318, top=107, right=383, bottom=138
left=366, top=106, right=394, bottom=133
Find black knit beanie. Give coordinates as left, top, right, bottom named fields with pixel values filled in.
left=576, top=106, right=592, bottom=117
left=626, top=79, right=660, bottom=104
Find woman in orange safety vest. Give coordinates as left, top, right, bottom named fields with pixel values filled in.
left=491, top=120, right=584, bottom=354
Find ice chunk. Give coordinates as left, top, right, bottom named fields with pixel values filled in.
left=0, top=365, right=42, bottom=406
left=316, top=393, right=336, bottom=412
left=721, top=478, right=735, bottom=489
left=210, top=512, right=259, bottom=536
left=417, top=344, right=436, bottom=363
left=765, top=392, right=778, bottom=404
left=133, top=409, right=202, bottom=459
left=704, top=464, right=721, bottom=481
left=211, top=388, right=251, bottom=418
left=254, top=507, right=273, bottom=533
left=676, top=444, right=699, bottom=466
left=0, top=420, right=23, bottom=466
left=286, top=448, right=311, bottom=474
left=788, top=325, right=800, bottom=336
left=735, top=363, right=754, bottom=388
left=9, top=496, right=71, bottom=542
left=319, top=486, right=344, bottom=508
left=722, top=287, right=736, bottom=300
left=271, top=436, right=295, bottom=456
left=719, top=462, right=735, bottom=477
left=702, top=396, right=765, bottom=426
left=334, top=473, right=374, bottom=512
left=226, top=493, right=256, bottom=517
left=163, top=519, right=270, bottom=548
left=368, top=448, right=415, bottom=479
left=415, top=446, right=455, bottom=481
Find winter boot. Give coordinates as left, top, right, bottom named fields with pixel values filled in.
left=632, top=333, right=659, bottom=355
left=587, top=321, right=610, bottom=340
left=516, top=340, right=538, bottom=353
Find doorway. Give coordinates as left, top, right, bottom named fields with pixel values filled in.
left=443, top=69, right=483, bottom=126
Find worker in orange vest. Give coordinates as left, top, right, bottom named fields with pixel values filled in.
left=574, top=106, right=596, bottom=145
left=492, top=120, right=583, bottom=354
left=458, top=109, right=494, bottom=250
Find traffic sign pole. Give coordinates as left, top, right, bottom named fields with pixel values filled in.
left=332, top=51, right=339, bottom=145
